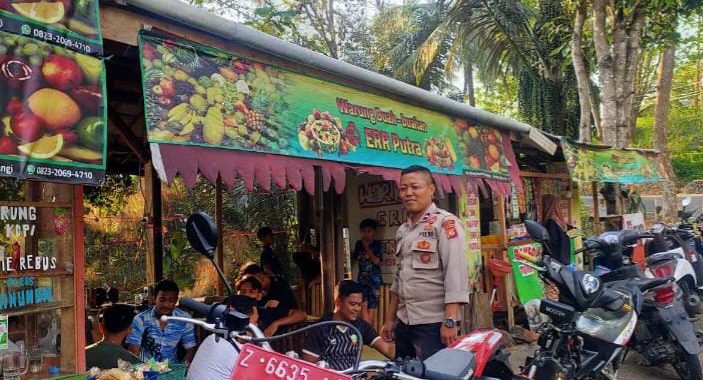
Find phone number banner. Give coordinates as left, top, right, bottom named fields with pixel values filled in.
left=0, top=1, right=106, bottom=185
left=140, top=30, right=512, bottom=180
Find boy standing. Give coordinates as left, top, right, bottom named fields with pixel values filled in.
left=353, top=219, right=383, bottom=325
left=258, top=227, right=283, bottom=276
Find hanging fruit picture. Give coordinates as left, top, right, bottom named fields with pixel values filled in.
left=0, top=30, right=105, bottom=164
left=142, top=34, right=293, bottom=152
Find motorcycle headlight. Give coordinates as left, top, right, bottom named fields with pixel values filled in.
left=581, top=274, right=600, bottom=295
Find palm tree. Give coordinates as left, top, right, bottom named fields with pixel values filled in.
left=375, top=0, right=580, bottom=136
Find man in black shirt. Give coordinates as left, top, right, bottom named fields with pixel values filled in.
left=303, top=280, right=394, bottom=370
left=236, top=275, right=306, bottom=336
left=239, top=262, right=298, bottom=310
left=258, top=227, right=283, bottom=275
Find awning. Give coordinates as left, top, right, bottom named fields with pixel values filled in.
left=560, top=139, right=664, bottom=184
left=151, top=143, right=518, bottom=197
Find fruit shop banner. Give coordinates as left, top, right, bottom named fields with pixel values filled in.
left=0, top=28, right=105, bottom=185
left=0, top=0, right=102, bottom=56
left=560, top=140, right=664, bottom=184
left=139, top=31, right=512, bottom=180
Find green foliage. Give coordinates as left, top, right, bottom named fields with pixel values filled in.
left=84, top=174, right=139, bottom=216
left=635, top=107, right=703, bottom=184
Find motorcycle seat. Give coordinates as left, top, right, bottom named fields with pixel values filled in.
left=646, top=251, right=675, bottom=267
left=629, top=277, right=673, bottom=292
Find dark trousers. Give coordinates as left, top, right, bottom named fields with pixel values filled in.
left=394, top=320, right=445, bottom=361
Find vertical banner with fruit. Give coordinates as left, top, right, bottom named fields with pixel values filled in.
left=140, top=30, right=511, bottom=179
left=0, top=1, right=105, bottom=184
left=0, top=1, right=102, bottom=56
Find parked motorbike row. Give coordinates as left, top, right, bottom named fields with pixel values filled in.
left=176, top=211, right=703, bottom=380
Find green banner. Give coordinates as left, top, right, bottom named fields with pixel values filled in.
left=0, top=29, right=106, bottom=184
left=507, top=243, right=544, bottom=305
left=560, top=139, right=663, bottom=184
left=139, top=30, right=511, bottom=179
left=0, top=0, right=103, bottom=56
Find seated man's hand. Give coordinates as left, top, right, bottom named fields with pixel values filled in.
left=265, top=300, right=280, bottom=308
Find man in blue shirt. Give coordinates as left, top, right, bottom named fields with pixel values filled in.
left=126, top=280, right=197, bottom=364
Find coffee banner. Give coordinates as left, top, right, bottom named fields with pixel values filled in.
left=139, top=30, right=512, bottom=180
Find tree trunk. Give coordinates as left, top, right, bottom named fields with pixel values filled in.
left=464, top=61, right=476, bottom=106
left=653, top=46, right=678, bottom=222
left=572, top=0, right=592, bottom=142
left=592, top=0, right=619, bottom=146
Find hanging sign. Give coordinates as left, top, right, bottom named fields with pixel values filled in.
left=0, top=29, right=106, bottom=185
left=560, top=139, right=664, bottom=184
left=139, top=30, right=512, bottom=180
left=0, top=0, right=103, bottom=56
left=458, top=181, right=482, bottom=291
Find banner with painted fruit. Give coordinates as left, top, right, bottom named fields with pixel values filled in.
left=0, top=0, right=102, bottom=56
left=0, top=29, right=105, bottom=185
left=139, top=30, right=511, bottom=179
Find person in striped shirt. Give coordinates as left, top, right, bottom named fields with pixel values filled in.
left=126, top=280, right=197, bottom=364
left=302, top=280, right=394, bottom=370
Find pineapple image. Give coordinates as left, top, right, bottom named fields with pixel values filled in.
left=246, top=109, right=265, bottom=131
left=246, top=89, right=268, bottom=132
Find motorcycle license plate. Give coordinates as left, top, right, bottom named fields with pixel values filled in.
left=230, top=344, right=352, bottom=380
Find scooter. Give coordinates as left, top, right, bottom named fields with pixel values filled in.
left=645, top=221, right=703, bottom=317
left=580, top=229, right=702, bottom=380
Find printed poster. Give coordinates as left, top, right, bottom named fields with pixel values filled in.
left=458, top=181, right=482, bottom=291
left=507, top=243, right=544, bottom=304
left=139, top=30, right=512, bottom=180
left=0, top=0, right=106, bottom=185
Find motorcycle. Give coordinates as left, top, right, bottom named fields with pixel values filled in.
left=645, top=221, right=703, bottom=317
left=572, top=228, right=702, bottom=380
left=518, top=220, right=639, bottom=380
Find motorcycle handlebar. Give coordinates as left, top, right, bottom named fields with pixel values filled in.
left=179, top=297, right=215, bottom=316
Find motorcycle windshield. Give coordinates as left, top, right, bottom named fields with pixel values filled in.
left=576, top=308, right=636, bottom=344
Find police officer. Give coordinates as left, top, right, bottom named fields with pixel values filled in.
left=380, top=165, right=469, bottom=360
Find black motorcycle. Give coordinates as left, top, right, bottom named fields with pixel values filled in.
left=519, top=220, right=639, bottom=379
left=576, top=228, right=702, bottom=380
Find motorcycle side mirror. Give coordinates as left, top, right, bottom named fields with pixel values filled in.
left=525, top=220, right=550, bottom=242
left=186, top=211, right=218, bottom=260
left=186, top=211, right=234, bottom=295
left=682, top=197, right=692, bottom=208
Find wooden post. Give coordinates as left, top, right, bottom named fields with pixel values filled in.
left=316, top=167, right=336, bottom=313
left=144, top=162, right=163, bottom=284
left=73, top=185, right=86, bottom=372
left=592, top=182, right=601, bottom=234
left=496, top=193, right=514, bottom=329
left=215, top=176, right=224, bottom=296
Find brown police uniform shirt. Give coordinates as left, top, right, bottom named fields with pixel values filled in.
left=390, top=203, right=469, bottom=325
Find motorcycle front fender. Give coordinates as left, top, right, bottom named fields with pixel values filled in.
left=657, top=303, right=701, bottom=355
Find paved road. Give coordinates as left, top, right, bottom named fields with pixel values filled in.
left=508, top=318, right=703, bottom=378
